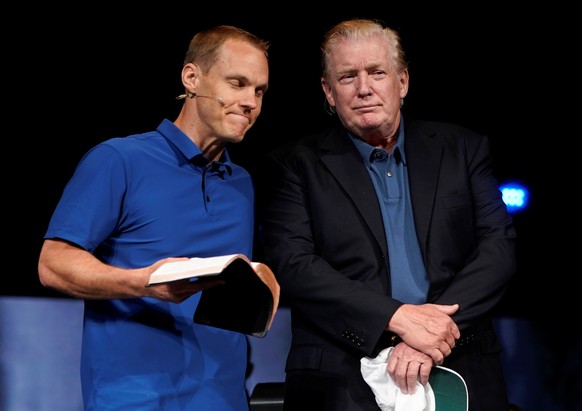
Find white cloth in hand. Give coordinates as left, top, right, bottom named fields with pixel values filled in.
left=360, top=347, right=435, bottom=411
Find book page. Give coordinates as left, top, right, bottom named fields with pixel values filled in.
left=148, top=254, right=251, bottom=285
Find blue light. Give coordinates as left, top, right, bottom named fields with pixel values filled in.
left=499, top=182, right=528, bottom=213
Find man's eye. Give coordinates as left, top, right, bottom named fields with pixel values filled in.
left=338, top=75, right=355, bottom=84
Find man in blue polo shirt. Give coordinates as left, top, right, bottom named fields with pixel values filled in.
left=38, top=25, right=270, bottom=411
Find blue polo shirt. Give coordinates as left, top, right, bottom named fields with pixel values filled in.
left=44, top=119, right=255, bottom=410
left=349, top=116, right=429, bottom=304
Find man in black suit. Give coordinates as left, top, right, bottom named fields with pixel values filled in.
left=258, top=18, right=516, bottom=411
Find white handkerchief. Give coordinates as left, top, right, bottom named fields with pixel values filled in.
left=360, top=347, right=435, bottom=411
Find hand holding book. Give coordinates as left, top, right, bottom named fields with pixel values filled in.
left=148, top=254, right=280, bottom=337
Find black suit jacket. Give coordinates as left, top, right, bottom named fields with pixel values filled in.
left=258, top=115, right=517, bottom=410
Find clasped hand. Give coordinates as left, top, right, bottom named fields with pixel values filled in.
left=386, top=303, right=460, bottom=393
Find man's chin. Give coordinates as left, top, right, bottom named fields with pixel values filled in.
left=223, top=132, right=246, bottom=144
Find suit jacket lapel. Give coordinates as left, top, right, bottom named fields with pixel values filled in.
left=319, top=126, right=388, bottom=258
left=405, top=119, right=443, bottom=248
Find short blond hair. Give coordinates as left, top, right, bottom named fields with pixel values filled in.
left=183, top=25, right=270, bottom=74
left=321, top=19, right=408, bottom=80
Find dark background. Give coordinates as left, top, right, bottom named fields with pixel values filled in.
left=8, top=6, right=575, bottom=320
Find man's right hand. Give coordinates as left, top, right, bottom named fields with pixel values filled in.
left=387, top=303, right=460, bottom=365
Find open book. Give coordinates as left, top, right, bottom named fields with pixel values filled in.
left=148, top=254, right=280, bottom=337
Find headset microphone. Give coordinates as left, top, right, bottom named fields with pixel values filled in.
left=194, top=94, right=224, bottom=104
left=176, top=92, right=224, bottom=105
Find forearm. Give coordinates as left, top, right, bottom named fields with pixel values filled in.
left=430, top=230, right=516, bottom=328
left=38, top=239, right=149, bottom=299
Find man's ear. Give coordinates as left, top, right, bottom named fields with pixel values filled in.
left=181, top=63, right=201, bottom=95
left=321, top=77, right=335, bottom=108
left=399, top=69, right=409, bottom=99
